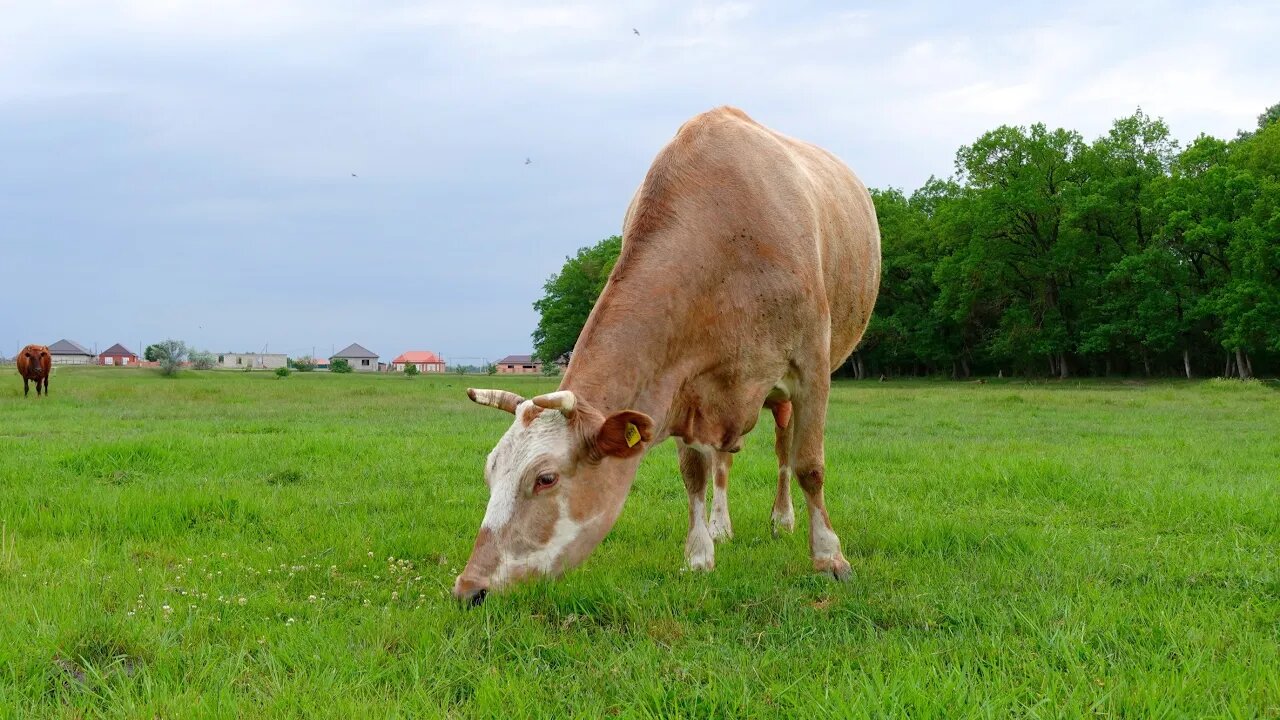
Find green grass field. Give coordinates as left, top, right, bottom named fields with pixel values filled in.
left=1, top=367, right=1277, bottom=718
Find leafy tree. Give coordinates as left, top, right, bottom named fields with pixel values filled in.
left=275, top=366, right=291, bottom=378
left=404, top=363, right=420, bottom=376
left=330, top=358, right=352, bottom=374
left=189, top=351, right=217, bottom=370
left=153, top=340, right=188, bottom=377
left=144, top=344, right=162, bottom=362
left=291, top=357, right=316, bottom=372
left=485, top=363, right=497, bottom=376
left=532, top=235, right=621, bottom=364
left=527, top=103, right=1280, bottom=379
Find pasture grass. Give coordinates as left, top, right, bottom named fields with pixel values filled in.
left=1, top=367, right=1278, bottom=718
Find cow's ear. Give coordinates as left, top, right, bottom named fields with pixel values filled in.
left=595, top=411, right=654, bottom=459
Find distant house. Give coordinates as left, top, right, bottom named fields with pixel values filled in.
left=331, top=343, right=379, bottom=372
left=99, top=343, right=138, bottom=366
left=496, top=354, right=541, bottom=374
left=48, top=339, right=95, bottom=365
left=217, top=352, right=288, bottom=370
left=392, top=351, right=446, bottom=373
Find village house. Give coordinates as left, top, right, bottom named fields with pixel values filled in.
left=496, top=354, right=541, bottom=374
left=331, top=343, right=379, bottom=372
left=495, top=353, right=570, bottom=374
left=392, top=351, right=446, bottom=373
left=47, top=339, right=95, bottom=365
left=217, top=352, right=288, bottom=370
left=99, top=343, right=138, bottom=366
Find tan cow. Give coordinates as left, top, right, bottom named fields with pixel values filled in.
left=457, top=107, right=880, bottom=604
left=17, top=344, right=52, bottom=397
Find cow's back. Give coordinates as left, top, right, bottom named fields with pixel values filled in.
left=621, top=107, right=880, bottom=370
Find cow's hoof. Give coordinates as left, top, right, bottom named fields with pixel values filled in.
left=815, top=556, right=852, bottom=582
left=708, top=516, right=733, bottom=543
left=770, top=510, right=795, bottom=538
left=685, top=531, right=715, bottom=572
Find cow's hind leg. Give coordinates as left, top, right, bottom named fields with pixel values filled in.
left=790, top=375, right=852, bottom=581
left=769, top=400, right=796, bottom=536
left=677, top=440, right=715, bottom=571
left=708, top=451, right=733, bottom=542
left=23, top=378, right=29, bottom=397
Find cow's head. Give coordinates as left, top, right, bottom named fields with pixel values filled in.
left=454, top=387, right=654, bottom=605
left=22, top=346, right=49, bottom=375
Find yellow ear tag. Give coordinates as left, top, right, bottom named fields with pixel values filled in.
left=625, top=423, right=641, bottom=448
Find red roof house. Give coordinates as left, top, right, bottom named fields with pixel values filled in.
left=99, top=343, right=138, bottom=366
left=392, top=350, right=446, bottom=373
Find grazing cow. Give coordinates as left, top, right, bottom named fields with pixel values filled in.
left=457, top=107, right=881, bottom=603
left=17, top=344, right=52, bottom=397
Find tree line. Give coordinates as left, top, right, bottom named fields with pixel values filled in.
left=534, top=104, right=1280, bottom=379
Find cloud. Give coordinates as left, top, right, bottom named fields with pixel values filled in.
left=0, top=0, right=1276, bottom=359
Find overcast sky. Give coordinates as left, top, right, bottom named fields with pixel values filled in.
left=2, top=1, right=1276, bottom=362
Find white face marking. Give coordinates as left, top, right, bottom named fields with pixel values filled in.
left=480, top=402, right=570, bottom=531
left=494, top=495, right=598, bottom=584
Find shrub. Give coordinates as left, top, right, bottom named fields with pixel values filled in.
left=404, top=363, right=420, bottom=376
left=330, top=358, right=352, bottom=374
left=291, top=357, right=316, bottom=372
left=189, top=351, right=216, bottom=370
left=485, top=363, right=497, bottom=376
left=153, top=340, right=188, bottom=377
left=275, top=366, right=291, bottom=378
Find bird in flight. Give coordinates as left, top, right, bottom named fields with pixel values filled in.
left=525, top=158, right=532, bottom=165
left=633, top=28, right=640, bottom=36
left=351, top=173, right=358, bottom=177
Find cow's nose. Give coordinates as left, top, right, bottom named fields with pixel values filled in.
left=452, top=576, right=489, bottom=607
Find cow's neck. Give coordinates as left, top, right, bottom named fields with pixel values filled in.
left=560, top=247, right=690, bottom=437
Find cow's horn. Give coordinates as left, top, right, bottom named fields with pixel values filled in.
left=467, top=388, right=524, bottom=414
left=531, top=390, right=576, bottom=415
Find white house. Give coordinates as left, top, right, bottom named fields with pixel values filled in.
left=47, top=339, right=95, bottom=365
left=217, top=352, right=288, bottom=370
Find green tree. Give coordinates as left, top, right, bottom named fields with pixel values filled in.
left=153, top=340, right=188, bottom=377
left=330, top=358, right=352, bottom=374
left=532, top=235, right=622, bottom=364
left=404, top=363, right=420, bottom=376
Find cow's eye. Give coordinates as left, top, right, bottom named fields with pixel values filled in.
left=534, top=473, right=559, bottom=492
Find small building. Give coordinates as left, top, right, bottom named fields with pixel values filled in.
left=392, top=350, right=446, bottom=373
left=99, top=343, right=138, bottom=366
left=217, top=352, right=288, bottom=370
left=48, top=339, right=95, bottom=365
left=331, top=343, right=379, bottom=372
left=496, top=354, right=541, bottom=374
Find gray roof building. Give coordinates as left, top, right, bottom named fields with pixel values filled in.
left=332, top=343, right=378, bottom=359
left=48, top=338, right=95, bottom=365
left=48, top=339, right=93, bottom=356
left=331, top=343, right=379, bottom=371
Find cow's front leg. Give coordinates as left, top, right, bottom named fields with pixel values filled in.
left=707, top=450, right=733, bottom=542
left=677, top=440, right=715, bottom=571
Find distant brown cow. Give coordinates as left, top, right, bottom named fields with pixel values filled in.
left=17, top=344, right=52, bottom=397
